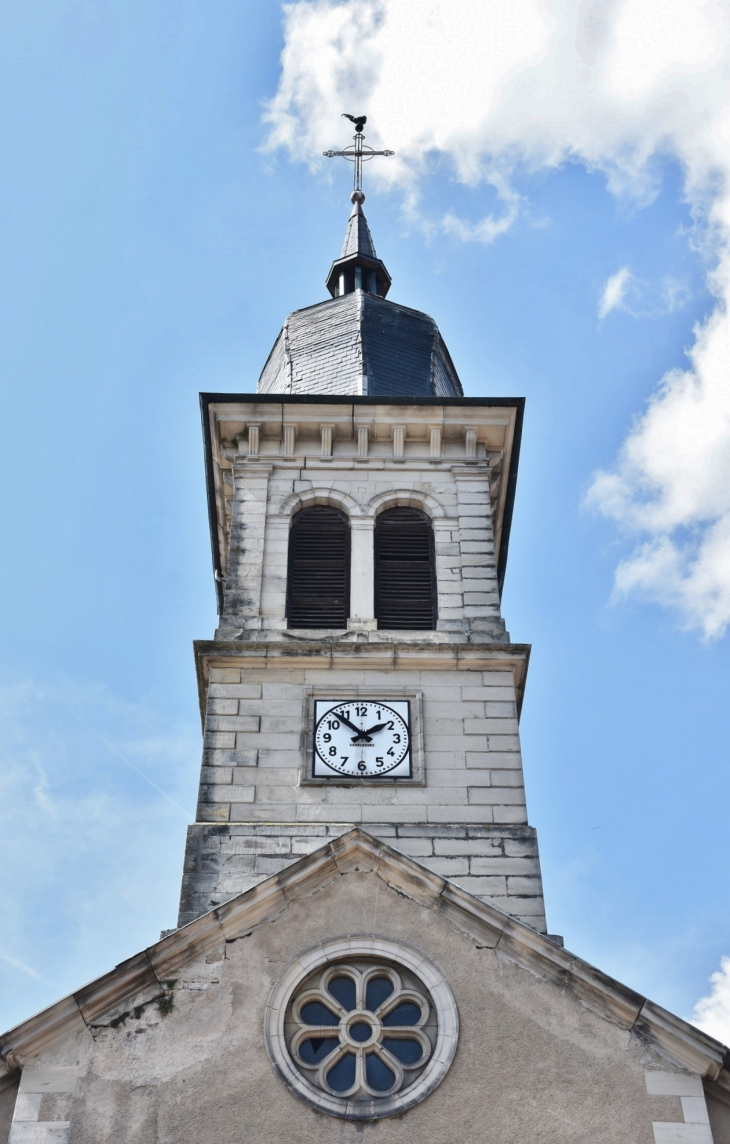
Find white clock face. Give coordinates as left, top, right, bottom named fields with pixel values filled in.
left=313, top=700, right=411, bottom=778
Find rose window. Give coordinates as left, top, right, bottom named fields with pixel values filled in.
left=266, top=938, right=458, bottom=1120
left=289, top=962, right=433, bottom=1098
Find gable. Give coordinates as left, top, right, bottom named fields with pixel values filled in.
left=2, top=831, right=729, bottom=1143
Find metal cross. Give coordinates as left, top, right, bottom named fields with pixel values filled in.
left=323, top=115, right=394, bottom=194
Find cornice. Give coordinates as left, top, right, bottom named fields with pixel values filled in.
left=2, top=830, right=727, bottom=1093
left=193, top=638, right=531, bottom=724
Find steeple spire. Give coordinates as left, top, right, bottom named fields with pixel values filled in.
left=324, top=116, right=394, bottom=299
left=340, top=192, right=377, bottom=259
left=326, top=191, right=392, bottom=298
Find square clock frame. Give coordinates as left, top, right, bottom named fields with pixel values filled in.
left=302, top=689, right=425, bottom=786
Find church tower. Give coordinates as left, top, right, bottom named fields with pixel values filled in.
left=178, top=153, right=551, bottom=940
left=4, top=122, right=729, bottom=1144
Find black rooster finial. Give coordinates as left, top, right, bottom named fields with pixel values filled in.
left=342, top=113, right=367, bottom=135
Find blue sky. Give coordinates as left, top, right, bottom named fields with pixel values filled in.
left=1, top=0, right=729, bottom=1038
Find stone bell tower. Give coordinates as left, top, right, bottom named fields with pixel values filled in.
left=178, top=175, right=551, bottom=940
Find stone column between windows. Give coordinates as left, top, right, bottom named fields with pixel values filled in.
left=348, top=516, right=376, bottom=630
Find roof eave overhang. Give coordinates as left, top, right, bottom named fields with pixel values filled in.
left=2, top=829, right=728, bottom=1094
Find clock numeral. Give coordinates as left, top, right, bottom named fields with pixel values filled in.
left=393, top=734, right=401, bottom=743
left=385, top=721, right=394, bottom=730
left=356, top=705, right=367, bottom=716
left=323, top=733, right=331, bottom=742
left=376, top=757, right=384, bottom=766
left=341, top=757, right=348, bottom=765
left=329, top=746, right=337, bottom=756
left=387, top=748, right=394, bottom=757
left=326, top=719, right=340, bottom=730
left=357, top=761, right=367, bottom=771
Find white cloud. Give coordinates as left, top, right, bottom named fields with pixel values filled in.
left=693, top=956, right=730, bottom=1044
left=599, top=266, right=633, bottom=319
left=266, top=0, right=730, bottom=636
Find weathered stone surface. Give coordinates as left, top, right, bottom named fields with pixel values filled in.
left=178, top=822, right=546, bottom=930
left=4, top=864, right=727, bottom=1144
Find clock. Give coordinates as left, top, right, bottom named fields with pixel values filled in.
left=312, top=699, right=412, bottom=778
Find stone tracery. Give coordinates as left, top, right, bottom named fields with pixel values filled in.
left=288, top=962, right=432, bottom=1099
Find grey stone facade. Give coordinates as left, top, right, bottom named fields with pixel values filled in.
left=178, top=394, right=550, bottom=934
left=179, top=821, right=545, bottom=931
left=5, top=833, right=729, bottom=1142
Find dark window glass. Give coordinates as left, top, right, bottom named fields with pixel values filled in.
left=365, top=977, right=394, bottom=1012
left=298, top=1038, right=339, bottom=1064
left=382, top=1002, right=422, bottom=1026
left=349, top=1022, right=373, bottom=1043
left=327, top=1053, right=356, bottom=1092
left=382, top=1038, right=424, bottom=1065
left=365, top=1054, right=395, bottom=1092
left=327, top=976, right=356, bottom=1011
left=375, top=507, right=437, bottom=630
left=300, top=1001, right=339, bottom=1026
left=287, top=506, right=350, bottom=629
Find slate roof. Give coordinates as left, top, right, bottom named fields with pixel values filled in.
left=257, top=291, right=464, bottom=398
left=340, top=200, right=377, bottom=259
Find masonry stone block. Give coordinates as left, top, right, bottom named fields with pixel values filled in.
left=221, top=836, right=291, bottom=855
left=427, top=805, right=494, bottom=823
left=468, top=787, right=525, bottom=805
left=507, top=876, right=545, bottom=895
left=201, top=766, right=233, bottom=784
left=493, top=805, right=529, bottom=824
left=487, top=735, right=521, bottom=751
left=197, top=803, right=230, bottom=822
left=453, top=874, right=507, bottom=895
left=505, top=837, right=539, bottom=857
left=201, top=784, right=255, bottom=804
left=209, top=668, right=241, bottom=683
left=390, top=838, right=434, bottom=857
left=203, top=732, right=236, bottom=749
left=470, top=857, right=541, bottom=875
left=427, top=857, right=469, bottom=876
left=433, top=838, right=500, bottom=856
left=235, top=803, right=297, bottom=821
left=208, top=699, right=239, bottom=715
left=221, top=854, right=256, bottom=873
left=489, top=769, right=523, bottom=786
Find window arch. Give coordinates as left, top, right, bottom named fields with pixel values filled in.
left=374, top=507, right=437, bottom=630
left=287, top=506, right=350, bottom=628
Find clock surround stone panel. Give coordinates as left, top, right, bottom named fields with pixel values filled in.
left=303, top=689, right=425, bottom=786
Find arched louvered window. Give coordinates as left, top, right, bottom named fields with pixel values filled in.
left=286, top=506, right=350, bottom=629
left=375, top=507, right=437, bottom=630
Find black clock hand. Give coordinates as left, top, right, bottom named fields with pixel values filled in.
left=334, top=713, right=373, bottom=742
left=361, top=721, right=389, bottom=737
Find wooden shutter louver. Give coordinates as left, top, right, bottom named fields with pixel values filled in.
left=375, top=507, right=437, bottom=630
left=287, top=506, right=350, bottom=628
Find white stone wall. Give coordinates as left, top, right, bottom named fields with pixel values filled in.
left=179, top=397, right=550, bottom=934
left=199, top=665, right=526, bottom=827
left=180, top=655, right=547, bottom=933
left=212, top=402, right=513, bottom=642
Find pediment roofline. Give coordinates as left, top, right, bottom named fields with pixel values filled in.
left=2, top=829, right=728, bottom=1098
